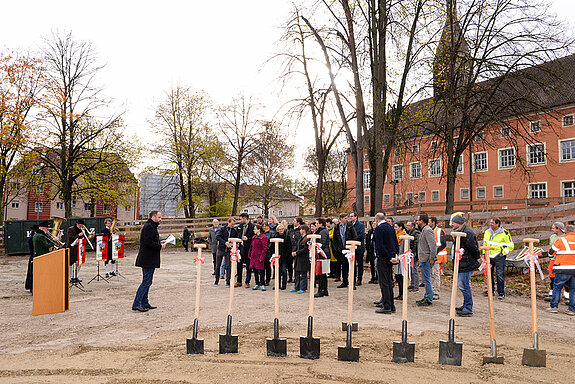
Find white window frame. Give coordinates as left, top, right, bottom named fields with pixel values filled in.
left=493, top=185, right=504, bottom=198
left=498, top=147, right=516, bottom=169
left=406, top=192, right=414, bottom=203
left=431, top=190, right=440, bottom=201
left=363, top=170, right=371, bottom=189
left=473, top=151, right=488, bottom=172
left=56, top=202, right=64, bottom=210
left=412, top=144, right=419, bottom=154
left=559, top=138, right=575, bottom=163
left=561, top=180, right=575, bottom=198
left=35, top=202, right=43, bottom=212
left=563, top=115, right=574, bottom=127
left=530, top=120, right=541, bottom=132
left=410, top=161, right=421, bottom=179
left=418, top=191, right=426, bottom=202
left=103, top=204, right=111, bottom=214
left=460, top=188, right=469, bottom=200
left=457, top=155, right=464, bottom=174
left=11, top=201, right=19, bottom=209
left=528, top=182, right=547, bottom=199
left=476, top=186, right=486, bottom=199
left=429, top=158, right=442, bottom=177
left=430, top=141, right=438, bottom=150
left=526, top=142, right=546, bottom=166
left=364, top=194, right=370, bottom=205
left=392, top=164, right=403, bottom=181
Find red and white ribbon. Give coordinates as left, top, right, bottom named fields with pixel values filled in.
left=346, top=252, right=355, bottom=264
left=454, top=248, right=464, bottom=261
left=478, top=255, right=489, bottom=280
left=231, top=249, right=241, bottom=262
left=193, top=255, right=205, bottom=265
left=522, top=252, right=545, bottom=280
left=271, top=253, right=280, bottom=267
left=309, top=243, right=327, bottom=259
left=400, top=250, right=414, bottom=280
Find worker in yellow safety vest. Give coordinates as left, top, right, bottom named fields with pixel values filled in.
left=482, top=217, right=514, bottom=299
left=429, top=216, right=446, bottom=300
left=548, top=226, right=575, bottom=315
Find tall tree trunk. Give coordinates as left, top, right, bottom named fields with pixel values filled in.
left=231, top=162, right=242, bottom=216
left=315, top=160, right=325, bottom=215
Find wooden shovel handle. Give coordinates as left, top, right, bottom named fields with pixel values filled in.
left=399, top=235, right=414, bottom=322
left=523, top=238, right=540, bottom=336
left=345, top=243, right=357, bottom=325
left=228, top=238, right=241, bottom=316
left=479, top=246, right=496, bottom=342
left=194, top=246, right=203, bottom=320
left=450, top=232, right=466, bottom=319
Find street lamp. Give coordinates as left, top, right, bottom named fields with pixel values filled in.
left=390, top=179, right=398, bottom=216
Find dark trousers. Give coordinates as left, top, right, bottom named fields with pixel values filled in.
left=264, top=257, right=272, bottom=285
left=254, top=269, right=265, bottom=286
left=182, top=239, right=189, bottom=251
left=287, top=258, right=294, bottom=281
left=340, top=256, right=349, bottom=285
left=216, top=251, right=231, bottom=285
left=317, top=274, right=328, bottom=295
left=376, top=258, right=395, bottom=310
left=490, top=254, right=506, bottom=296
left=395, top=274, right=403, bottom=298
left=355, top=250, right=364, bottom=283
left=295, top=271, right=307, bottom=291
left=280, top=262, right=289, bottom=289
left=367, top=252, right=377, bottom=280
left=212, top=250, right=217, bottom=274
left=237, top=257, right=252, bottom=284
left=330, top=260, right=340, bottom=279
left=133, top=268, right=155, bottom=307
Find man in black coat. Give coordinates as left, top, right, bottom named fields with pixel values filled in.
left=237, top=212, right=255, bottom=287
left=350, top=212, right=366, bottom=285
left=451, top=214, right=480, bottom=317
left=373, top=212, right=399, bottom=314
left=132, top=210, right=166, bottom=312
left=333, top=213, right=358, bottom=288
left=215, top=218, right=240, bottom=286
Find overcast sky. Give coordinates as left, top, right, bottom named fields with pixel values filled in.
left=1, top=0, right=574, bottom=174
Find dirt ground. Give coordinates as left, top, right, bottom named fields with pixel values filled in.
left=1, top=248, right=574, bottom=383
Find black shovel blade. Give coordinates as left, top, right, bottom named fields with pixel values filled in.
left=338, top=345, right=360, bottom=362
left=482, top=355, right=504, bottom=365
left=266, top=337, right=287, bottom=357
left=186, top=337, right=204, bottom=354
left=438, top=340, right=463, bottom=366
left=300, top=336, right=320, bottom=359
left=392, top=340, right=415, bottom=363
left=341, top=322, right=359, bottom=331
left=522, top=348, right=546, bottom=367
left=219, top=334, right=238, bottom=354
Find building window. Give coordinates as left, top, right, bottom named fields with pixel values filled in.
left=453, top=137, right=459, bottom=147
left=394, top=193, right=401, bottom=203
left=493, top=185, right=504, bottom=198
left=279, top=210, right=283, bottom=216
left=473, top=152, right=488, bottom=172
left=410, top=162, right=421, bottom=179
left=562, top=181, right=575, bottom=197
left=84, top=203, right=91, bottom=211
left=529, top=183, right=547, bottom=199
left=363, top=170, right=370, bottom=188
left=457, top=155, right=464, bottom=174
left=384, top=194, right=390, bottom=203
left=395, top=148, right=401, bottom=157
left=364, top=153, right=369, bottom=162
left=499, top=147, right=516, bottom=168
left=103, top=204, right=111, bottom=214
left=563, top=115, right=574, bottom=127
left=412, top=144, right=419, bottom=154
left=501, top=127, right=510, bottom=137
left=527, top=143, right=545, bottom=165
left=35, top=202, right=43, bottom=212
left=56, top=202, right=64, bottom=210
left=392, top=165, right=403, bottom=181
left=431, top=190, right=440, bottom=201
left=429, top=159, right=441, bottom=177
left=474, top=132, right=485, bottom=142
left=530, top=120, right=541, bottom=132
left=364, top=195, right=370, bottom=205
left=37, top=185, right=44, bottom=194
left=560, top=139, right=575, bottom=162
left=476, top=187, right=486, bottom=199
left=460, top=188, right=469, bottom=200
left=11, top=201, right=19, bottom=209
left=406, top=192, right=414, bottom=205
left=430, top=141, right=438, bottom=150
left=125, top=205, right=132, bottom=212
left=72, top=200, right=77, bottom=209
left=419, top=191, right=426, bottom=202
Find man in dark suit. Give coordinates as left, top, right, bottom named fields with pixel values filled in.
left=132, top=210, right=165, bottom=312
left=373, top=212, right=399, bottom=314
left=349, top=212, right=365, bottom=286
left=237, top=212, right=255, bottom=288
left=216, top=218, right=240, bottom=287
left=333, top=213, right=358, bottom=288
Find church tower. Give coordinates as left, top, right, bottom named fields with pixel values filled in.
left=433, top=0, right=470, bottom=100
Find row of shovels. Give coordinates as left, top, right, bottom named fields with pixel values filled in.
left=185, top=234, right=546, bottom=367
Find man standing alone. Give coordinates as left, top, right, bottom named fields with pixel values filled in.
left=132, top=210, right=166, bottom=312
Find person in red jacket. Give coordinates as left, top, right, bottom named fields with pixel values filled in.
left=249, top=224, right=268, bottom=291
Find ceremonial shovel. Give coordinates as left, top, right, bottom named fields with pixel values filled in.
left=187, top=243, right=207, bottom=354
left=219, top=238, right=241, bottom=354
left=521, top=238, right=546, bottom=367
left=439, top=231, right=466, bottom=366
left=393, top=234, right=415, bottom=363
left=300, top=234, right=322, bottom=359
left=479, top=245, right=504, bottom=365
left=338, top=240, right=361, bottom=362
left=267, top=238, right=287, bottom=357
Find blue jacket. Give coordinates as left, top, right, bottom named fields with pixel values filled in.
left=374, top=222, right=399, bottom=261
left=353, top=220, right=366, bottom=255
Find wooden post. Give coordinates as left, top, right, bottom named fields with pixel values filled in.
left=479, top=245, right=496, bottom=343
left=450, top=232, right=467, bottom=320
left=398, top=235, right=415, bottom=322
left=228, top=238, right=242, bottom=317
left=270, top=238, right=284, bottom=319
left=193, top=243, right=207, bottom=321
left=346, top=240, right=361, bottom=325
left=523, top=238, right=540, bottom=338
left=308, top=234, right=321, bottom=317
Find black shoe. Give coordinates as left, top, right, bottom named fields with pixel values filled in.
left=280, top=287, right=286, bottom=290
left=374, top=299, right=383, bottom=305
left=132, top=306, right=149, bottom=312
left=212, top=273, right=216, bottom=276
left=323, top=291, right=329, bottom=296
left=376, top=308, right=392, bottom=314
left=287, top=279, right=293, bottom=283
left=483, top=291, right=489, bottom=297
left=394, top=295, right=403, bottom=300
left=314, top=292, right=324, bottom=298
left=356, top=280, right=362, bottom=286
left=456, top=310, right=473, bottom=317
left=375, top=303, right=384, bottom=308
left=419, top=283, right=425, bottom=287
left=334, top=278, right=341, bottom=282
left=368, top=279, right=378, bottom=284
left=110, top=271, right=117, bottom=276
left=391, top=306, right=396, bottom=313
left=416, top=298, right=432, bottom=306
left=337, top=283, right=348, bottom=288
left=143, top=304, right=157, bottom=309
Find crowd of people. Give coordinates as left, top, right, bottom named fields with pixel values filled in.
left=197, top=211, right=575, bottom=318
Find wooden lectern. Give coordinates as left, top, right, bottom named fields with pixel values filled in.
left=32, top=248, right=69, bottom=316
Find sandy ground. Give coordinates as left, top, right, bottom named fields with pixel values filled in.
left=1, top=248, right=575, bottom=383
